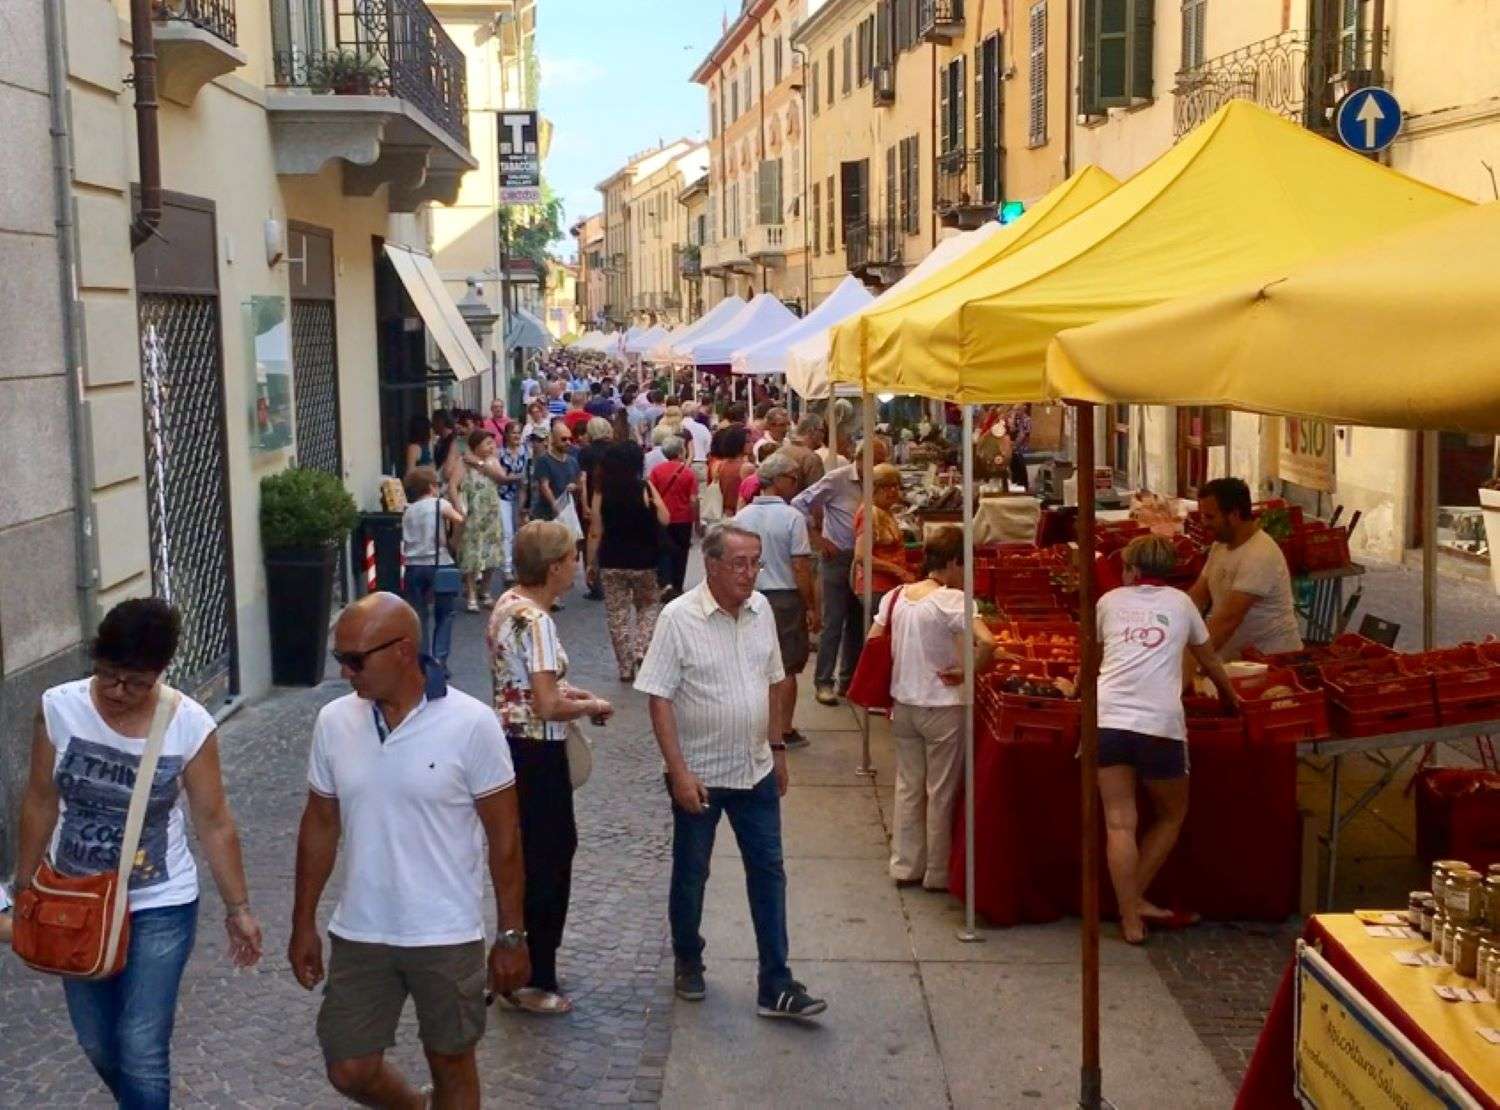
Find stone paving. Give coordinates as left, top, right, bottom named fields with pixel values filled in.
left=0, top=594, right=678, bottom=1107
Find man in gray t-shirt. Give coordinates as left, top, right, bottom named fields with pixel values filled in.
left=1189, top=478, right=1303, bottom=660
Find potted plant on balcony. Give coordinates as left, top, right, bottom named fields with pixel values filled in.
left=260, top=466, right=357, bottom=686
left=307, top=50, right=385, bottom=96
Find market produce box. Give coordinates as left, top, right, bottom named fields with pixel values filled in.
left=1405, top=644, right=1500, bottom=726
left=1232, top=666, right=1332, bottom=745
left=1317, top=655, right=1439, bottom=737
left=1413, top=768, right=1500, bottom=871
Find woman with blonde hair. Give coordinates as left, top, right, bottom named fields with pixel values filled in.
left=487, top=521, right=614, bottom=1013
left=853, top=463, right=914, bottom=610
left=1087, top=534, right=1240, bottom=943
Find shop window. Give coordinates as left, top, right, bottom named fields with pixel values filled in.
left=1080, top=0, right=1155, bottom=114
left=1180, top=0, right=1206, bottom=72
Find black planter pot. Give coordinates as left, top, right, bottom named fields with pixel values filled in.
left=265, top=543, right=338, bottom=686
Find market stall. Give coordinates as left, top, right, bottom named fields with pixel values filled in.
left=827, top=100, right=1486, bottom=1108
left=730, top=274, right=873, bottom=379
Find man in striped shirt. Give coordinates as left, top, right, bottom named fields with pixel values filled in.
left=635, top=523, right=828, bottom=1021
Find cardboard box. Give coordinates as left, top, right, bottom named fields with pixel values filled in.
left=1029, top=404, right=1065, bottom=452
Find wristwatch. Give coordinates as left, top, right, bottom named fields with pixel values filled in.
left=496, top=928, right=527, bottom=950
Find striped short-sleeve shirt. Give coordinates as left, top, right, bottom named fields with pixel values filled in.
left=635, top=583, right=786, bottom=789
left=486, top=589, right=569, bottom=741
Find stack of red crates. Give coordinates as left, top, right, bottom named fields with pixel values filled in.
left=1317, top=655, right=1439, bottom=736
left=1231, top=666, right=1331, bottom=744
left=1399, top=644, right=1500, bottom=726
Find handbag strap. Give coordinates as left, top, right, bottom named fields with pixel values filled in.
left=432, top=497, right=444, bottom=568
left=109, top=687, right=179, bottom=933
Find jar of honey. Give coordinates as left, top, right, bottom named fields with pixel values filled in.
left=1485, top=875, right=1500, bottom=932
left=1453, top=926, right=1481, bottom=979
left=1419, top=895, right=1437, bottom=939
left=1447, top=869, right=1483, bottom=926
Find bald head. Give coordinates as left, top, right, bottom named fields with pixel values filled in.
left=338, top=591, right=421, bottom=644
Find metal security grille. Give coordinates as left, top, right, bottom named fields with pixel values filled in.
left=139, top=294, right=236, bottom=708
left=291, top=298, right=346, bottom=603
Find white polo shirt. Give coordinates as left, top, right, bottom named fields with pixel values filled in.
left=308, top=684, right=515, bottom=947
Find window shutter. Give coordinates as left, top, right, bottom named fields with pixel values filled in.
left=812, top=182, right=821, bottom=255
left=939, top=62, right=951, bottom=152
left=811, top=61, right=819, bottom=113
left=843, top=34, right=852, bottom=93
left=955, top=55, right=967, bottom=151
left=1030, top=2, right=1048, bottom=144
left=1080, top=0, right=1100, bottom=114
left=826, top=176, right=835, bottom=250
left=877, top=0, right=892, bottom=63
left=974, top=42, right=984, bottom=156
left=885, top=145, right=898, bottom=228
left=1131, top=0, right=1155, bottom=102
left=757, top=161, right=774, bottom=225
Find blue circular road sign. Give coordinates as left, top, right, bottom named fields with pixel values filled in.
left=1335, top=87, right=1402, bottom=153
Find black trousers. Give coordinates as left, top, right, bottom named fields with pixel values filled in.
left=506, top=736, right=577, bottom=992
left=663, top=522, right=693, bottom=594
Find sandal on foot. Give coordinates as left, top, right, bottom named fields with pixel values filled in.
left=499, top=987, right=573, bottom=1015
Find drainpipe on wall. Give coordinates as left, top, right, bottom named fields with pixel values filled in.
left=44, top=0, right=102, bottom=635
left=790, top=42, right=811, bottom=312
left=128, top=0, right=163, bottom=247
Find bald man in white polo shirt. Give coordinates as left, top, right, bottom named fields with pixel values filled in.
left=636, top=523, right=828, bottom=1022
left=288, top=594, right=530, bottom=1107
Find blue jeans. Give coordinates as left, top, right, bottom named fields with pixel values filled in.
left=815, top=550, right=864, bottom=689
left=403, top=564, right=456, bottom=666
left=63, top=899, right=198, bottom=1109
left=669, top=771, right=792, bottom=1004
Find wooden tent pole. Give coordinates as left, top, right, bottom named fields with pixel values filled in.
left=1074, top=401, right=1103, bottom=1109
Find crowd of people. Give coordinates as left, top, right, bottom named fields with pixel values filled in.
left=1, top=337, right=1310, bottom=1103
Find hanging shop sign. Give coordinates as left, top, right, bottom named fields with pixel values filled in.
left=498, top=110, right=542, bottom=204
left=1280, top=416, right=1336, bottom=492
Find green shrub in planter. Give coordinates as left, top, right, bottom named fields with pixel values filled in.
left=260, top=468, right=357, bottom=685
left=260, top=466, right=357, bottom=553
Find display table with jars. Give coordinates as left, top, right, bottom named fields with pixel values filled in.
left=1236, top=865, right=1500, bottom=1109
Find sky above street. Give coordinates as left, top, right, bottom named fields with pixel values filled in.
left=539, top=1, right=730, bottom=255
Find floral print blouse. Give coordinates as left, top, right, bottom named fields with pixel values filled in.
left=486, top=588, right=568, bottom=741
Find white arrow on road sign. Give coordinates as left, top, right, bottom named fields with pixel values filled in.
left=1355, top=95, right=1385, bottom=149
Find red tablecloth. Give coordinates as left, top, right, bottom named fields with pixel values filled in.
left=1236, top=916, right=1500, bottom=1109
left=949, top=724, right=1301, bottom=923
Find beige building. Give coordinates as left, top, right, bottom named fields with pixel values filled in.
left=1071, top=0, right=1500, bottom=576
left=0, top=0, right=488, bottom=786
left=628, top=143, right=710, bottom=324
left=794, top=0, right=1071, bottom=309
left=693, top=0, right=810, bottom=313
left=597, top=140, right=695, bottom=327
left=543, top=259, right=579, bottom=339
left=678, top=173, right=711, bottom=321
left=570, top=211, right=606, bottom=326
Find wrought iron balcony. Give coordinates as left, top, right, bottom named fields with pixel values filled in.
left=1172, top=28, right=1387, bottom=142
left=917, top=0, right=964, bottom=44
left=679, top=245, right=702, bottom=278
left=154, top=0, right=236, bottom=45
left=872, top=62, right=895, bottom=106
left=845, top=219, right=902, bottom=282
left=935, top=147, right=999, bottom=230
left=273, top=0, right=468, bottom=149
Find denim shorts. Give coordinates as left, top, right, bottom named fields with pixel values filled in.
left=1097, top=728, right=1190, bottom=781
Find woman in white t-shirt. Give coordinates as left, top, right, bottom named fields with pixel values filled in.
left=868, top=526, right=996, bottom=891
left=1089, top=536, right=1240, bottom=944
left=13, top=598, right=261, bottom=1107
left=401, top=465, right=467, bottom=669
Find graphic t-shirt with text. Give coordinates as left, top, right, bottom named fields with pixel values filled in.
left=42, top=679, right=216, bottom=911
left=1095, top=586, right=1210, bottom=742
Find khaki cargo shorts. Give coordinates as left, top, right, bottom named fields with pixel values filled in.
left=316, top=934, right=487, bottom=1062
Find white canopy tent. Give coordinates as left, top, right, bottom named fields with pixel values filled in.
left=684, top=293, right=799, bottom=367
left=785, top=223, right=1004, bottom=398
left=729, top=275, right=874, bottom=377
left=624, top=324, right=668, bottom=356
left=655, top=295, right=746, bottom=363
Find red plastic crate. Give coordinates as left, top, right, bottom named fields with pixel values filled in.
left=1244, top=633, right=1394, bottom=668
left=1414, top=768, right=1500, bottom=871
left=1185, top=697, right=1245, bottom=743
left=1404, top=645, right=1500, bottom=726
left=1299, top=523, right=1352, bottom=572
left=1232, top=666, right=1331, bottom=744
left=1318, top=656, right=1438, bottom=737
left=995, top=691, right=1081, bottom=748
left=991, top=566, right=1054, bottom=595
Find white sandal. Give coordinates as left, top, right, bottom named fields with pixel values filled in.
left=498, top=987, right=573, bottom=1015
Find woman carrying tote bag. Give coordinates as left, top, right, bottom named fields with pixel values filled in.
left=12, top=598, right=261, bottom=1108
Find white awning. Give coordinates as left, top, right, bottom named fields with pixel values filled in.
left=383, top=244, right=488, bottom=381
left=506, top=306, right=555, bottom=351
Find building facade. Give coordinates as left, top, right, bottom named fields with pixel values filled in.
left=629, top=143, right=710, bottom=324
left=793, top=0, right=1071, bottom=310
left=597, top=140, right=696, bottom=327
left=693, top=0, right=811, bottom=314
left=2, top=0, right=487, bottom=868
left=570, top=211, right=606, bottom=326
left=678, top=174, right=710, bottom=322
left=1071, top=0, right=1500, bottom=576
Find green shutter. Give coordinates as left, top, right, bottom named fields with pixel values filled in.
left=939, top=61, right=952, bottom=152
left=1131, top=0, right=1155, bottom=101
left=1079, top=0, right=1100, bottom=114
left=956, top=55, right=967, bottom=151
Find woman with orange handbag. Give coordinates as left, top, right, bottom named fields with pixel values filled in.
left=865, top=527, right=996, bottom=892
left=13, top=598, right=261, bottom=1108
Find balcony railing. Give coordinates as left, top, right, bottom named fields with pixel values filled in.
left=845, top=219, right=902, bottom=276
left=744, top=223, right=786, bottom=260
left=272, top=0, right=468, bottom=149
left=917, top=0, right=964, bottom=43
left=935, top=148, right=1000, bottom=229
left=1172, top=28, right=1387, bottom=141
left=154, top=0, right=237, bottom=45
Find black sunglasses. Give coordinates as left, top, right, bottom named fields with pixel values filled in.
left=332, top=636, right=405, bottom=673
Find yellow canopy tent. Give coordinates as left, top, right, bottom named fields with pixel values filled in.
left=1047, top=199, right=1500, bottom=435
left=831, top=99, right=1468, bottom=403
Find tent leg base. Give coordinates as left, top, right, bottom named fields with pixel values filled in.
left=1078, top=1069, right=1112, bottom=1110
left=854, top=766, right=877, bottom=778
left=955, top=929, right=986, bottom=943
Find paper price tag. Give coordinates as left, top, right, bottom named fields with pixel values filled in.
left=1392, top=950, right=1444, bottom=968
left=1477, top=1027, right=1500, bottom=1045
left=1356, top=910, right=1408, bottom=926
left=1365, top=924, right=1423, bottom=940
left=1433, top=985, right=1495, bottom=1003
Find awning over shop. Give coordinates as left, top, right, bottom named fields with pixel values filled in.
left=792, top=166, right=1118, bottom=399
left=1047, top=200, right=1500, bottom=434
left=657, top=295, right=746, bottom=362
left=731, top=275, right=873, bottom=377
left=505, top=306, right=555, bottom=351
left=383, top=244, right=488, bottom=381
left=381, top=243, right=486, bottom=381
left=686, top=293, right=798, bottom=367
left=831, top=99, right=1468, bottom=404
